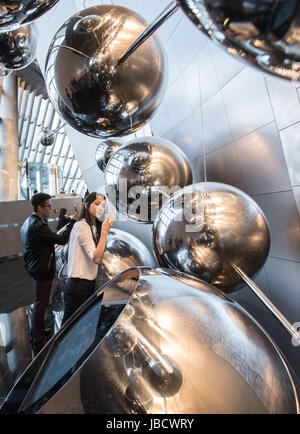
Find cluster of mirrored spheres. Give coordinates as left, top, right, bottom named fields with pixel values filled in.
left=1, top=0, right=299, bottom=415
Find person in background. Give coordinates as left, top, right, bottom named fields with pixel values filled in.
left=57, top=208, right=71, bottom=231
left=71, top=189, right=76, bottom=196
left=21, top=193, right=79, bottom=354
left=62, top=192, right=114, bottom=325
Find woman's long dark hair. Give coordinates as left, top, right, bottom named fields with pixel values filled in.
left=79, top=193, right=105, bottom=245
left=58, top=208, right=67, bottom=220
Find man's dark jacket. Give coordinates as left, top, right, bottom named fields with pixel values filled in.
left=21, top=214, right=75, bottom=281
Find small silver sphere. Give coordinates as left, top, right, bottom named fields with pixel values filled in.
left=40, top=128, right=55, bottom=146
left=0, top=0, right=59, bottom=32
left=105, top=137, right=193, bottom=223
left=153, top=182, right=271, bottom=292
left=45, top=5, right=167, bottom=138
left=95, top=139, right=122, bottom=172
left=80, top=268, right=298, bottom=414
left=179, top=0, right=300, bottom=81
left=0, top=22, right=37, bottom=70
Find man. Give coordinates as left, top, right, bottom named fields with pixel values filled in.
left=21, top=193, right=79, bottom=354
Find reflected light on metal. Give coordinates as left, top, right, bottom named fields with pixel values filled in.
left=153, top=182, right=271, bottom=292
left=105, top=136, right=193, bottom=223
left=45, top=5, right=167, bottom=138
left=0, top=0, right=60, bottom=32
left=178, top=0, right=300, bottom=81
left=0, top=23, right=37, bottom=70
left=95, top=139, right=122, bottom=172
left=80, top=268, right=299, bottom=414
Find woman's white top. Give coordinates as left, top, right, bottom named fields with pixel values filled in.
left=67, top=220, right=98, bottom=281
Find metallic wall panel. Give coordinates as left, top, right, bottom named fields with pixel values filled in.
left=172, top=14, right=205, bottom=75
left=255, top=191, right=300, bottom=263
left=209, top=40, right=244, bottom=89
left=164, top=111, right=202, bottom=161
left=234, top=122, right=291, bottom=195
left=265, top=257, right=300, bottom=324
left=280, top=123, right=300, bottom=188
left=190, top=156, right=205, bottom=183
left=183, top=42, right=220, bottom=106
left=163, top=76, right=192, bottom=128
left=194, top=92, right=232, bottom=153
left=221, top=68, right=274, bottom=141
left=265, top=76, right=300, bottom=132
left=204, top=142, right=247, bottom=192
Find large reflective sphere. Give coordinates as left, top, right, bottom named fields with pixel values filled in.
left=105, top=137, right=193, bottom=223
left=1, top=268, right=298, bottom=413
left=153, top=182, right=271, bottom=292
left=0, top=22, right=37, bottom=70
left=95, top=139, right=122, bottom=172
left=45, top=5, right=167, bottom=138
left=0, top=0, right=59, bottom=32
left=80, top=268, right=298, bottom=414
left=179, top=0, right=300, bottom=81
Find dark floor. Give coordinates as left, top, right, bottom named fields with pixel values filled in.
left=0, top=258, right=62, bottom=406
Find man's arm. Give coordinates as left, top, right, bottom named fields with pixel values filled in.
left=34, top=219, right=76, bottom=245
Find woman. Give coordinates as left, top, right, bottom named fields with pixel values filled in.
left=61, top=192, right=114, bottom=325
left=56, top=208, right=71, bottom=231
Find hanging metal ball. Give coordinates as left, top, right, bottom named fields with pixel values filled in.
left=40, top=128, right=55, bottom=146
left=105, top=136, right=193, bottom=223
left=95, top=228, right=156, bottom=289
left=178, top=0, right=300, bottom=81
left=0, top=22, right=37, bottom=70
left=0, top=0, right=59, bottom=32
left=45, top=5, right=167, bottom=138
left=95, top=139, right=122, bottom=172
left=153, top=182, right=271, bottom=292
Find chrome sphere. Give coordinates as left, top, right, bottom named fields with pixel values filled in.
left=153, top=182, right=271, bottom=292
left=0, top=22, right=37, bottom=70
left=94, top=228, right=156, bottom=289
left=0, top=0, right=59, bottom=32
left=95, top=139, right=122, bottom=172
left=45, top=5, right=167, bottom=138
left=105, top=137, right=193, bottom=223
left=40, top=128, right=55, bottom=146
left=179, top=0, right=300, bottom=81
left=80, top=268, right=298, bottom=414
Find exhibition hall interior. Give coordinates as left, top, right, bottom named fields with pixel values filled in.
left=0, top=0, right=300, bottom=414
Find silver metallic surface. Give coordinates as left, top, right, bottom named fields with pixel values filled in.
left=40, top=128, right=55, bottom=146
left=0, top=0, right=59, bottom=32
left=45, top=5, right=167, bottom=138
left=78, top=267, right=299, bottom=414
left=118, top=1, right=179, bottom=65
left=152, top=182, right=271, bottom=292
left=95, top=140, right=122, bottom=172
left=105, top=136, right=193, bottom=223
left=0, top=23, right=37, bottom=70
left=95, top=228, right=156, bottom=289
left=232, top=263, right=300, bottom=345
left=178, top=0, right=300, bottom=81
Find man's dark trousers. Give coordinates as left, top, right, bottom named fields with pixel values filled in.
left=32, top=279, right=53, bottom=345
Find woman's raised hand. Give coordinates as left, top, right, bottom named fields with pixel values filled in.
left=101, top=210, right=115, bottom=235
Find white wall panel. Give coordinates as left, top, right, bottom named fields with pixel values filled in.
left=193, top=92, right=232, bottom=153
left=280, top=122, right=300, bottom=187
left=265, top=75, right=300, bottom=131
left=222, top=68, right=274, bottom=140
left=235, top=122, right=291, bottom=195
left=255, top=191, right=300, bottom=263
